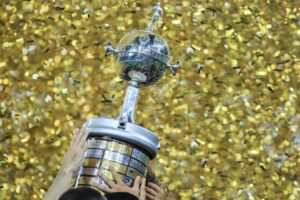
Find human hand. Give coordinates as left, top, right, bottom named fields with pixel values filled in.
left=60, top=127, right=90, bottom=174
left=146, top=182, right=167, bottom=200
left=45, top=127, right=92, bottom=200
left=99, top=165, right=146, bottom=200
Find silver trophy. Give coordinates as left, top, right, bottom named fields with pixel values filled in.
left=74, top=3, right=179, bottom=190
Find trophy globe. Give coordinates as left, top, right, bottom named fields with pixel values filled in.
left=105, top=4, right=179, bottom=87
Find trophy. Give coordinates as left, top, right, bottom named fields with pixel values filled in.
left=74, top=3, right=179, bottom=190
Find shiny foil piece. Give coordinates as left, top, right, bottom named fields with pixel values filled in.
left=1, top=1, right=299, bottom=199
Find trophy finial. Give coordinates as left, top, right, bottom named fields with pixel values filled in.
left=147, top=3, right=163, bottom=32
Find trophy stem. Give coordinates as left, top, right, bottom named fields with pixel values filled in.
left=118, top=80, right=140, bottom=129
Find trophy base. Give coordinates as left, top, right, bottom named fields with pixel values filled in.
left=74, top=117, right=160, bottom=190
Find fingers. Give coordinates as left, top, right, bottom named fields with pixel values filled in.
left=81, top=127, right=89, bottom=142
left=70, top=128, right=89, bottom=153
left=141, top=178, right=146, bottom=189
left=70, top=128, right=80, bottom=145
left=109, top=165, right=123, bottom=184
left=87, top=138, right=96, bottom=148
left=146, top=193, right=159, bottom=200
left=62, top=128, right=90, bottom=173
left=140, top=178, right=146, bottom=200
left=97, top=184, right=112, bottom=193
left=82, top=140, right=90, bottom=152
left=77, top=128, right=89, bottom=146
left=146, top=186, right=157, bottom=196
left=133, top=176, right=141, bottom=190
left=99, top=172, right=115, bottom=188
left=85, top=138, right=97, bottom=153
left=71, top=127, right=86, bottom=146
left=147, top=182, right=164, bottom=193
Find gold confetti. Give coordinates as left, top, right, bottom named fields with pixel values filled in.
left=0, top=0, right=300, bottom=199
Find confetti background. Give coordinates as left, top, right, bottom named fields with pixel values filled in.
left=1, top=0, right=300, bottom=199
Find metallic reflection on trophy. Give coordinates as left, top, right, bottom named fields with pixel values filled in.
left=74, top=3, right=179, bottom=191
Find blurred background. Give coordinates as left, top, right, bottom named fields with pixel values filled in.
left=0, top=0, right=300, bottom=199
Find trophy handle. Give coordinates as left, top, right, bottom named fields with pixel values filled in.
left=105, top=42, right=118, bottom=57
left=168, top=60, right=180, bottom=76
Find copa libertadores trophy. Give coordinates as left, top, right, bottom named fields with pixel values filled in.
left=74, top=3, right=179, bottom=190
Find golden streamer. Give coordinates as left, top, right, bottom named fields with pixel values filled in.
left=0, top=0, right=300, bottom=199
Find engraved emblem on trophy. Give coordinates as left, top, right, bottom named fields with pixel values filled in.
left=74, top=3, right=180, bottom=190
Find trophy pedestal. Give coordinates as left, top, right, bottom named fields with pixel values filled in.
left=74, top=117, right=160, bottom=189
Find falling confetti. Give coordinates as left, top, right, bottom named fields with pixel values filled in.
left=0, top=0, right=300, bottom=199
